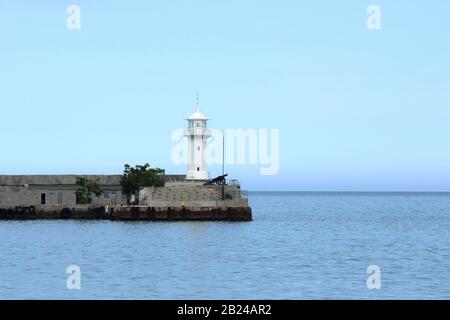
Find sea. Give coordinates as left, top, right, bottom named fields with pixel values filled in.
left=0, top=192, right=449, bottom=299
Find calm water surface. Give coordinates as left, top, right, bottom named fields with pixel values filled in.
left=1, top=192, right=449, bottom=299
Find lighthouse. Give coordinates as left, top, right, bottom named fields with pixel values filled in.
left=184, top=96, right=211, bottom=181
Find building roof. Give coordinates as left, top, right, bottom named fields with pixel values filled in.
left=0, top=174, right=186, bottom=186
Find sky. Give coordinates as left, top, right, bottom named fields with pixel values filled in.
left=0, top=0, right=449, bottom=191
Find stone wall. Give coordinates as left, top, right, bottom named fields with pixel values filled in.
left=139, top=182, right=248, bottom=208
left=0, top=187, right=76, bottom=207
left=0, top=175, right=125, bottom=208
left=0, top=174, right=248, bottom=209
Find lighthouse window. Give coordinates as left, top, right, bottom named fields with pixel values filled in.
left=197, top=167, right=200, bottom=171
left=197, top=146, right=200, bottom=151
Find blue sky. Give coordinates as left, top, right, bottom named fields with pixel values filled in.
left=0, top=0, right=449, bottom=191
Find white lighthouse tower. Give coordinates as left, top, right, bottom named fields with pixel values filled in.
left=184, top=96, right=211, bottom=181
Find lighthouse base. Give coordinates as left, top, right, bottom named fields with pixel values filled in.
left=186, top=170, right=209, bottom=181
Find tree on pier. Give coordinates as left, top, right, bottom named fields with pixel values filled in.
left=75, top=177, right=103, bottom=204
left=120, top=163, right=165, bottom=204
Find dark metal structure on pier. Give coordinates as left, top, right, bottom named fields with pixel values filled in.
left=203, top=174, right=228, bottom=186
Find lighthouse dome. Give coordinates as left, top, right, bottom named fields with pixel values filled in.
left=188, top=110, right=208, bottom=120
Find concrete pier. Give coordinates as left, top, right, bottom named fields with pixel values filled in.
left=0, top=175, right=252, bottom=222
